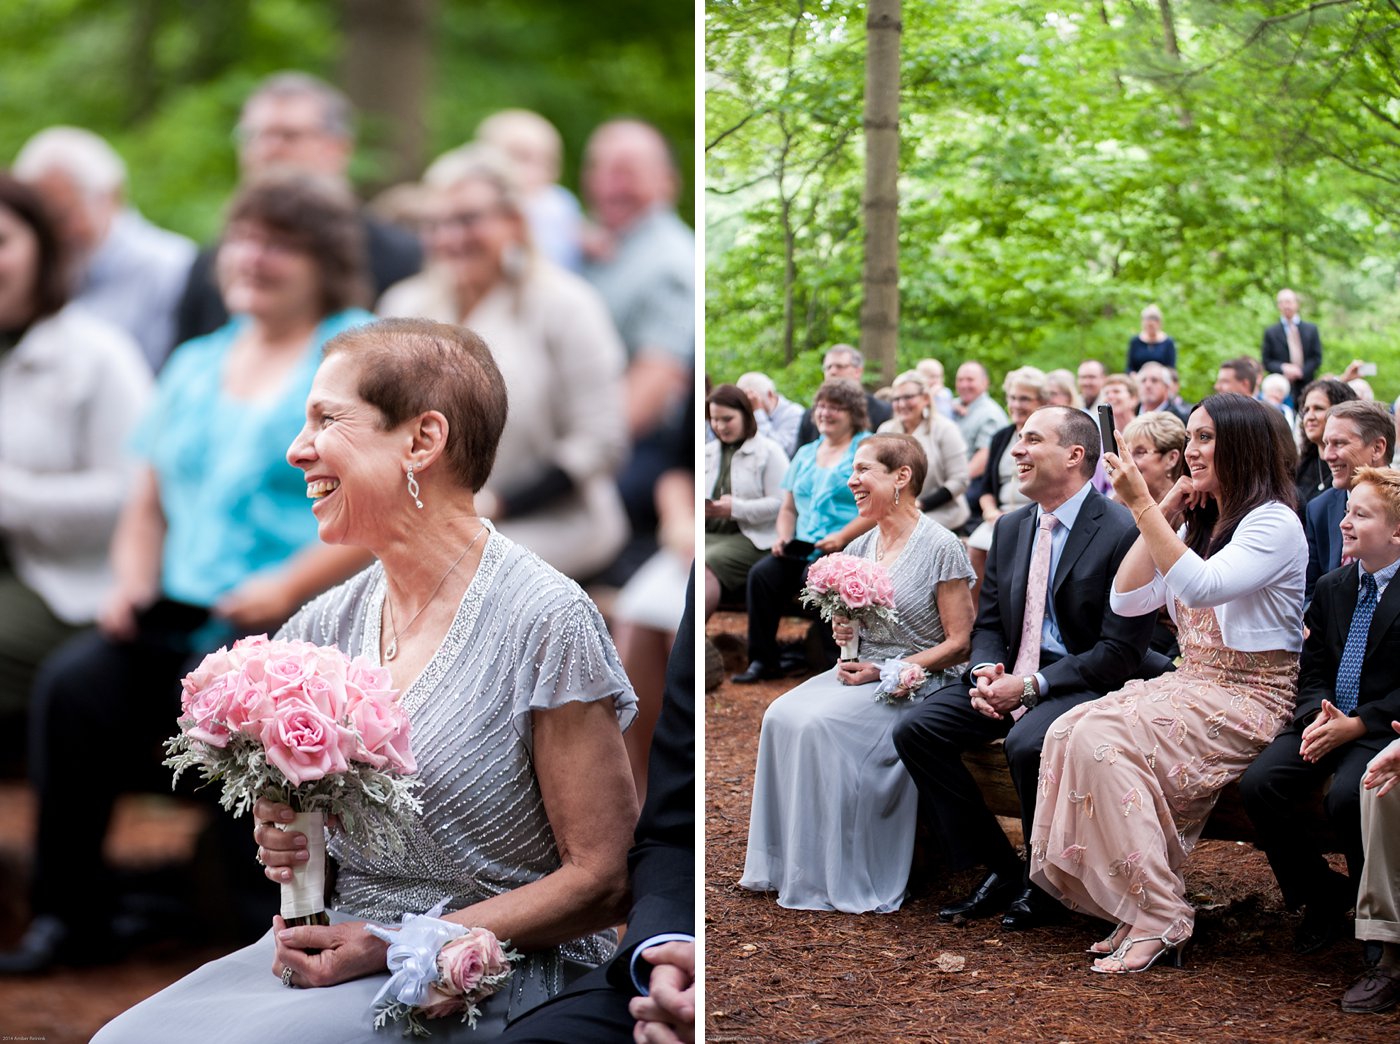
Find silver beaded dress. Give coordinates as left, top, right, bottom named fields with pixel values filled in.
left=740, top=515, right=974, bottom=913
left=93, top=526, right=637, bottom=1043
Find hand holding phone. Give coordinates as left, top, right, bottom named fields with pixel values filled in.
left=1097, top=403, right=1117, bottom=456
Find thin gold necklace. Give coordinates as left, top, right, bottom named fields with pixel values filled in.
left=384, top=525, right=486, bottom=661
left=876, top=511, right=917, bottom=562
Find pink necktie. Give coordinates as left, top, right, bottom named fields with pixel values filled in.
left=1013, top=512, right=1059, bottom=679
left=1285, top=321, right=1303, bottom=369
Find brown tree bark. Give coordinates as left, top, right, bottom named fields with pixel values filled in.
left=861, top=0, right=901, bottom=386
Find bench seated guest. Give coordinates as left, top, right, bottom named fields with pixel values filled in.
left=1343, top=727, right=1400, bottom=1013
left=877, top=369, right=971, bottom=533
left=1242, top=466, right=1400, bottom=956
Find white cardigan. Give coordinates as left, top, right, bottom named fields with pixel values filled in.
left=704, top=434, right=789, bottom=550
left=0, top=305, right=152, bottom=622
left=1110, top=501, right=1305, bottom=652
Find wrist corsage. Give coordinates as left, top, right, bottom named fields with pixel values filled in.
left=365, top=901, right=523, bottom=1037
left=873, top=660, right=929, bottom=704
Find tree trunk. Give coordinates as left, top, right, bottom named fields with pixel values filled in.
left=782, top=195, right=797, bottom=365
left=862, top=0, right=901, bottom=387
left=339, top=0, right=436, bottom=191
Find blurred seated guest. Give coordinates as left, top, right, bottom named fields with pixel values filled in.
left=380, top=144, right=629, bottom=581
left=1215, top=356, right=1261, bottom=398
left=953, top=360, right=1009, bottom=481
left=176, top=72, right=421, bottom=346
left=738, top=370, right=804, bottom=458
left=1033, top=394, right=1304, bottom=973
left=1343, top=726, right=1400, bottom=1013
left=1261, top=373, right=1297, bottom=429
left=732, top=378, right=876, bottom=683
left=1100, top=372, right=1140, bottom=433
left=916, top=357, right=956, bottom=419
left=90, top=318, right=640, bottom=1041
left=1044, top=369, right=1084, bottom=411
left=1137, top=362, right=1191, bottom=422
left=14, top=126, right=195, bottom=370
left=704, top=384, right=789, bottom=619
left=498, top=574, right=694, bottom=1044
left=0, top=174, right=375, bottom=974
left=1242, top=467, right=1400, bottom=961
left=878, top=370, right=970, bottom=533
left=1127, top=303, right=1175, bottom=374
left=741, top=435, right=975, bottom=912
left=1165, top=367, right=1194, bottom=418
left=1077, top=359, right=1107, bottom=409
left=366, top=181, right=432, bottom=240
left=966, top=367, right=1047, bottom=590
left=0, top=175, right=152, bottom=754
left=476, top=109, right=583, bottom=272
left=794, top=345, right=892, bottom=449
left=1296, top=379, right=1358, bottom=511
left=1119, top=411, right=1188, bottom=657
left=1305, top=401, right=1394, bottom=602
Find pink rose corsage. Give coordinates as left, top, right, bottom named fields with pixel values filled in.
left=873, top=660, right=929, bottom=704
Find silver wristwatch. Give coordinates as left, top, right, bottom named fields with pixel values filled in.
left=1020, top=675, right=1040, bottom=710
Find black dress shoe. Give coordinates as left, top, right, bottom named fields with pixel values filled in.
left=1342, top=965, right=1400, bottom=1013
left=938, top=871, right=1019, bottom=923
left=0, top=916, right=70, bottom=975
left=731, top=661, right=782, bottom=684
left=1294, top=903, right=1349, bottom=955
left=1001, top=886, right=1068, bottom=930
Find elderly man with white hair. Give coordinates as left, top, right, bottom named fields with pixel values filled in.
left=14, top=126, right=195, bottom=370
left=737, top=371, right=804, bottom=457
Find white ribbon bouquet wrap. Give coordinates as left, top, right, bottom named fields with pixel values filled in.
left=365, top=900, right=523, bottom=1037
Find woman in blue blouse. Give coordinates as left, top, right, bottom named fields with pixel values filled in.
left=732, top=378, right=875, bottom=683
left=1, top=174, right=376, bottom=974
left=1126, top=304, right=1177, bottom=374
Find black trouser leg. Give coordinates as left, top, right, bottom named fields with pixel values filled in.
left=743, top=554, right=807, bottom=666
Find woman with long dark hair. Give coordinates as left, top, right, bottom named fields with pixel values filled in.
left=1295, top=378, right=1357, bottom=512
left=1029, top=394, right=1305, bottom=973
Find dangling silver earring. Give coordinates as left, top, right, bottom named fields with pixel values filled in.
left=407, top=466, right=423, bottom=509
left=894, top=485, right=901, bottom=506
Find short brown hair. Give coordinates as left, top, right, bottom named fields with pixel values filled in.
left=1123, top=411, right=1188, bottom=482
left=1102, top=372, right=1140, bottom=400
left=1328, top=400, right=1396, bottom=462
left=0, top=173, right=69, bottom=322
left=813, top=377, right=870, bottom=432
left=707, top=383, right=758, bottom=442
left=323, top=319, right=508, bottom=492
left=1219, top=357, right=1261, bottom=394
left=862, top=433, right=928, bottom=494
left=1351, top=466, right=1400, bottom=525
left=222, top=173, right=369, bottom=315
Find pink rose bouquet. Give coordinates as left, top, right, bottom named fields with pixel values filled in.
left=367, top=901, right=523, bottom=1037
left=799, top=552, right=897, bottom=660
left=874, top=659, right=930, bottom=704
left=165, top=636, right=422, bottom=926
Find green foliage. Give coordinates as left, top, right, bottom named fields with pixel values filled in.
left=0, top=0, right=693, bottom=244
left=707, top=0, right=1400, bottom=406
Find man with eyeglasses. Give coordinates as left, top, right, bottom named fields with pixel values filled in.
left=173, top=72, right=422, bottom=346
left=793, top=345, right=892, bottom=450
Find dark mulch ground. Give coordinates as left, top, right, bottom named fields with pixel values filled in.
left=704, top=612, right=1400, bottom=1043
left=0, top=782, right=234, bottom=1044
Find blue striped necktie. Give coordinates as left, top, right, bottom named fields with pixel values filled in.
left=1335, top=572, right=1378, bottom=715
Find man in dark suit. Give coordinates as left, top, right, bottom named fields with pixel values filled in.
left=1305, top=401, right=1394, bottom=601
left=499, top=575, right=695, bottom=1042
left=793, top=344, right=892, bottom=449
left=893, top=406, right=1156, bottom=929
left=1261, top=287, right=1323, bottom=404
left=1241, top=466, right=1400, bottom=958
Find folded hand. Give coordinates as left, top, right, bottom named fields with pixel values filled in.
left=273, top=914, right=387, bottom=989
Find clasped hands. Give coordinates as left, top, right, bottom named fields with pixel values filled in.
left=252, top=797, right=387, bottom=989
left=1299, top=701, right=1367, bottom=763
left=630, top=940, right=695, bottom=1043
left=968, top=663, right=1027, bottom=719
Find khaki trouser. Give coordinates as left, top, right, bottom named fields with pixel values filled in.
left=1357, top=755, right=1400, bottom=945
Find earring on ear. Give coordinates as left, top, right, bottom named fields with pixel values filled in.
left=894, top=485, right=901, bottom=506
left=407, top=466, right=423, bottom=510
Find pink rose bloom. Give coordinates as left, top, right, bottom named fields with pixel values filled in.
left=439, top=929, right=511, bottom=995
left=898, top=665, right=927, bottom=690
left=184, top=673, right=237, bottom=748
left=298, top=672, right=349, bottom=721
left=259, top=697, right=353, bottom=786
left=417, top=984, right=465, bottom=1020
left=840, top=576, right=872, bottom=609
left=225, top=666, right=275, bottom=735
left=347, top=658, right=395, bottom=699
left=346, top=694, right=417, bottom=774
left=181, top=647, right=236, bottom=716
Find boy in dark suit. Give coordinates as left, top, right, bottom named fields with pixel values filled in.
left=1242, top=466, right=1400, bottom=955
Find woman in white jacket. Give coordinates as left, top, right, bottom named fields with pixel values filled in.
left=704, top=383, right=788, bottom=618
left=0, top=176, right=151, bottom=747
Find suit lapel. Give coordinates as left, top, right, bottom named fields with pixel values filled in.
left=1052, top=493, right=1099, bottom=597
left=1367, top=572, right=1400, bottom=654
left=1327, top=494, right=1347, bottom=571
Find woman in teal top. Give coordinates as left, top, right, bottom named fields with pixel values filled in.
left=732, top=378, right=877, bottom=683
left=2, top=174, right=378, bottom=974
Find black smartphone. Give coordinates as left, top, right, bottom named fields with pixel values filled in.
left=780, top=538, right=817, bottom=560
left=1097, top=402, right=1116, bottom=455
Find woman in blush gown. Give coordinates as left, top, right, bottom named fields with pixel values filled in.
left=741, top=434, right=975, bottom=913
left=1030, top=394, right=1304, bottom=972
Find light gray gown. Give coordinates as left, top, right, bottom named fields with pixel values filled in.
left=93, top=527, right=636, bottom=1043
left=740, top=516, right=974, bottom=913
